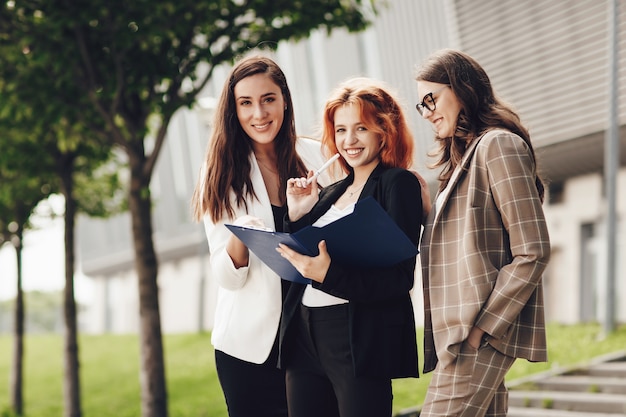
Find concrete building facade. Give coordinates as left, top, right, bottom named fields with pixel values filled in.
left=77, top=0, right=626, bottom=333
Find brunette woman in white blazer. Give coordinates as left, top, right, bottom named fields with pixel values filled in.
left=191, top=54, right=330, bottom=417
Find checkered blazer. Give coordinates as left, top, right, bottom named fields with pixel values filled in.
left=420, top=129, right=551, bottom=373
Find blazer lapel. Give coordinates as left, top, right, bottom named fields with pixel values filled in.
left=431, top=136, right=484, bottom=229
left=312, top=171, right=354, bottom=219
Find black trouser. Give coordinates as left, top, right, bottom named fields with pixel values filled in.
left=215, top=336, right=287, bottom=417
left=284, top=303, right=392, bottom=417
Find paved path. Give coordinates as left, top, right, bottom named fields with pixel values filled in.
left=508, top=351, right=626, bottom=416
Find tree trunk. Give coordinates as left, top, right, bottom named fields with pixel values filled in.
left=10, top=231, right=24, bottom=416
left=61, top=163, right=82, bottom=417
left=129, top=157, right=168, bottom=417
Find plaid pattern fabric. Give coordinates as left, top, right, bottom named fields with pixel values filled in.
left=420, top=341, right=515, bottom=417
left=421, top=129, right=551, bottom=374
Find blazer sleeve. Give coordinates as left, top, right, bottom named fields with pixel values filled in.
left=315, top=169, right=423, bottom=303
left=474, top=132, right=551, bottom=338
left=204, top=204, right=251, bottom=291
left=204, top=163, right=273, bottom=292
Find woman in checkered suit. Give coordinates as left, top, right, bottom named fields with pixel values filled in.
left=415, top=49, right=551, bottom=417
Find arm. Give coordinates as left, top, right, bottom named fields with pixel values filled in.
left=474, top=132, right=551, bottom=339
left=286, top=173, right=319, bottom=222
left=224, top=214, right=269, bottom=268
left=205, top=205, right=271, bottom=291
left=205, top=215, right=250, bottom=290
left=409, top=169, right=432, bottom=224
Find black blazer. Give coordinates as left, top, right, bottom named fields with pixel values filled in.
left=279, top=164, right=422, bottom=379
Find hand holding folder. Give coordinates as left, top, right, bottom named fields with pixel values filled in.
left=225, top=197, right=418, bottom=284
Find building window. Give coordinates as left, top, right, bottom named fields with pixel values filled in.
left=547, top=181, right=564, bottom=205
left=579, top=223, right=597, bottom=323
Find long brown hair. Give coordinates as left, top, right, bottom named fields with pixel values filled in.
left=415, top=49, right=544, bottom=201
left=191, top=54, right=308, bottom=222
left=321, top=77, right=414, bottom=173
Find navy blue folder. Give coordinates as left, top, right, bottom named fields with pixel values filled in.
left=225, top=197, right=418, bottom=284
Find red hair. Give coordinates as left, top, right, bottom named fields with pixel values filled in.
left=320, top=78, right=414, bottom=173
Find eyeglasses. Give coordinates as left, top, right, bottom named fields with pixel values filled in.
left=415, top=85, right=450, bottom=115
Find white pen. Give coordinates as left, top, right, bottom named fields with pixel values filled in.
left=306, top=153, right=340, bottom=185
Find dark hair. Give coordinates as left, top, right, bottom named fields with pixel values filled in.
left=415, top=49, right=544, bottom=201
left=191, top=54, right=308, bottom=222
left=321, top=77, right=414, bottom=173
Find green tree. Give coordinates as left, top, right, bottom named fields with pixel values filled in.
left=52, top=130, right=121, bottom=417
left=0, top=136, right=55, bottom=416
left=0, top=135, right=121, bottom=417
left=0, top=70, right=121, bottom=417
left=54, top=146, right=122, bottom=417
left=0, top=2, right=378, bottom=416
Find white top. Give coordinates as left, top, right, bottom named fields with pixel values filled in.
left=301, top=203, right=353, bottom=307
left=435, top=146, right=474, bottom=215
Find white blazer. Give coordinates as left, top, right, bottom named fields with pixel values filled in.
left=204, top=137, right=328, bottom=363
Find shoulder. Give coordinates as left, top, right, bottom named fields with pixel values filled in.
left=377, top=167, right=421, bottom=189
left=295, top=136, right=324, bottom=176
left=295, top=136, right=323, bottom=156
left=478, top=129, right=529, bottom=151
left=474, top=129, right=536, bottom=175
left=379, top=166, right=414, bottom=178
left=475, top=129, right=533, bottom=161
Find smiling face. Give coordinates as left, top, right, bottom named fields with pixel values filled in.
left=416, top=81, right=462, bottom=138
left=333, top=104, right=382, bottom=175
left=234, top=73, right=285, bottom=148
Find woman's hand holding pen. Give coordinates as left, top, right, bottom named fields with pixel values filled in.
left=286, top=171, right=319, bottom=221
left=287, top=153, right=339, bottom=222
left=277, top=240, right=331, bottom=283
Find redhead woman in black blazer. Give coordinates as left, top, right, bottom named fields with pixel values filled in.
left=276, top=77, right=424, bottom=417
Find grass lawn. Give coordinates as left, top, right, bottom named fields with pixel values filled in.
left=0, top=323, right=624, bottom=417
